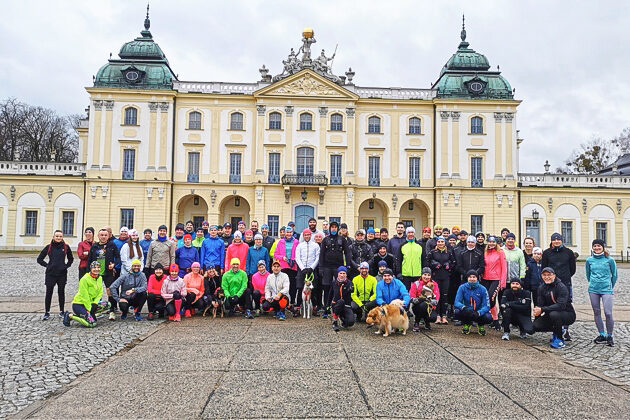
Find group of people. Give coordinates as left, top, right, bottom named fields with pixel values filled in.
left=37, top=218, right=618, bottom=348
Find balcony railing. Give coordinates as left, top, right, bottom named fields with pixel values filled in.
left=409, top=178, right=420, bottom=187
left=187, top=173, right=199, bottom=183
left=471, top=178, right=483, bottom=188
left=229, top=174, right=241, bottom=184
left=0, top=161, right=85, bottom=176
left=368, top=177, right=380, bottom=187
left=268, top=174, right=280, bottom=184
left=518, top=173, right=630, bottom=188
left=330, top=176, right=342, bottom=185
left=282, top=174, right=328, bottom=185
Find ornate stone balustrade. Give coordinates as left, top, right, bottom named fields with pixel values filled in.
left=0, top=161, right=86, bottom=176
left=518, top=173, right=630, bottom=188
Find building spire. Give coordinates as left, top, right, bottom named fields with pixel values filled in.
left=144, top=3, right=150, bottom=31
left=458, top=14, right=469, bottom=49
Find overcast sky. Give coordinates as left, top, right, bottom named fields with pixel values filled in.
left=1, top=1, right=628, bottom=171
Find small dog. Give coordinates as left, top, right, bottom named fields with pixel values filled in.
left=203, top=288, right=225, bottom=318
left=302, top=277, right=314, bottom=319
left=365, top=299, right=409, bottom=337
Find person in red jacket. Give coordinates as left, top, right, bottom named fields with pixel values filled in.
left=77, top=227, right=94, bottom=279
left=147, top=263, right=167, bottom=320
left=410, top=267, right=440, bottom=331
left=225, top=231, right=249, bottom=271
left=483, top=236, right=507, bottom=330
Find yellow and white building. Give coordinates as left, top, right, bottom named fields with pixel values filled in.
left=1, top=13, right=629, bottom=257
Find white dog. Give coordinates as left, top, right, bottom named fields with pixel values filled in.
left=302, top=278, right=314, bottom=319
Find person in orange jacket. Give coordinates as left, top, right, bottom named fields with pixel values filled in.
left=183, top=262, right=205, bottom=317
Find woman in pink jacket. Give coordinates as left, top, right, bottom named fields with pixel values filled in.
left=483, top=236, right=507, bottom=330
left=225, top=231, right=249, bottom=271
left=410, top=267, right=440, bottom=331
left=251, top=260, right=269, bottom=315
left=274, top=226, right=299, bottom=313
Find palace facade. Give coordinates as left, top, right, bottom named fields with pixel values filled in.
left=1, top=12, right=629, bottom=257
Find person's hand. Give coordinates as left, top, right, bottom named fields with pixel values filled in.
left=435, top=264, right=441, bottom=270
left=83, top=251, right=89, bottom=256
left=125, top=290, right=133, bottom=296
left=430, top=299, right=438, bottom=307
left=445, top=264, right=450, bottom=271
left=220, top=269, right=224, bottom=275
left=533, top=307, right=542, bottom=317
left=283, top=257, right=288, bottom=262
left=475, top=311, right=480, bottom=318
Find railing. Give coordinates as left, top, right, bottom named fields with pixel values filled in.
left=187, top=173, right=199, bottom=183
left=330, top=176, right=342, bottom=185
left=471, top=179, right=483, bottom=188
left=351, top=86, right=436, bottom=100
left=409, top=178, right=421, bottom=187
left=268, top=174, right=280, bottom=184
left=229, top=174, right=241, bottom=184
left=174, top=81, right=263, bottom=94
left=518, top=173, right=630, bottom=188
left=282, top=174, right=328, bottom=185
left=368, top=177, right=380, bottom=187
left=0, top=161, right=85, bottom=176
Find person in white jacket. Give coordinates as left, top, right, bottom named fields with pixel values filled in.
left=295, top=229, right=321, bottom=312
left=263, top=261, right=291, bottom=320
left=120, top=229, right=144, bottom=276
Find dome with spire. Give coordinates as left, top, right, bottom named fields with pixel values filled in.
left=94, top=5, right=176, bottom=90
left=433, top=16, right=513, bottom=100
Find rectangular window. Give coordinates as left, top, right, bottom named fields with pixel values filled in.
left=187, top=152, right=200, bottom=183
left=120, top=209, right=134, bottom=230
left=229, top=153, right=241, bottom=184
left=368, top=156, right=380, bottom=186
left=299, top=114, right=312, bottom=131
left=402, top=220, right=413, bottom=228
left=525, top=220, right=540, bottom=247
left=230, top=217, right=241, bottom=232
left=471, top=215, right=483, bottom=234
left=471, top=157, right=483, bottom=187
left=409, top=157, right=421, bottom=187
left=296, top=148, right=314, bottom=177
left=268, top=153, right=280, bottom=183
left=329, top=217, right=341, bottom=226
left=122, top=149, right=135, bottom=180
left=596, top=222, right=608, bottom=244
left=561, top=221, right=573, bottom=246
left=330, top=155, right=342, bottom=185
left=268, top=215, right=279, bottom=237
left=62, top=211, right=74, bottom=236
left=363, top=219, right=375, bottom=230
left=25, top=210, right=38, bottom=236
left=330, top=114, right=343, bottom=131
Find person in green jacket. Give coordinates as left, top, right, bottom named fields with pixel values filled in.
left=586, top=239, right=618, bottom=346
left=63, top=261, right=109, bottom=327
left=502, top=233, right=526, bottom=282
left=222, top=258, right=253, bottom=319
left=193, top=227, right=205, bottom=250
left=351, top=261, right=378, bottom=321
left=397, top=226, right=423, bottom=291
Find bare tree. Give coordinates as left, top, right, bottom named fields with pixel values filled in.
left=564, top=137, right=615, bottom=174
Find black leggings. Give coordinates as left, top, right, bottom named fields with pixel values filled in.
left=332, top=299, right=355, bottom=327
left=481, top=279, right=500, bottom=309
left=412, top=300, right=438, bottom=324
left=165, top=299, right=182, bottom=316
left=72, top=303, right=97, bottom=319
left=147, top=294, right=165, bottom=314
left=436, top=278, right=449, bottom=316
left=118, top=292, right=147, bottom=316
left=282, top=269, right=298, bottom=305
left=533, top=311, right=576, bottom=338
left=501, top=307, right=534, bottom=334
left=448, top=274, right=461, bottom=307
left=44, top=275, right=67, bottom=313
left=252, top=290, right=264, bottom=310
left=184, top=293, right=205, bottom=311
left=224, top=289, right=252, bottom=311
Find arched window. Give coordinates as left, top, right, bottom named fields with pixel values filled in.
left=368, top=116, right=381, bottom=133
left=408, top=117, right=421, bottom=134
left=188, top=111, right=201, bottom=130
left=124, top=107, right=137, bottom=125
left=330, top=113, right=343, bottom=131
left=299, top=113, right=313, bottom=130
left=296, top=147, right=314, bottom=176
left=471, top=116, right=483, bottom=134
left=230, top=112, right=243, bottom=130
left=269, top=112, right=282, bottom=130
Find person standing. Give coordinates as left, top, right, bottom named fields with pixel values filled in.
left=295, top=229, right=320, bottom=314
left=246, top=234, right=271, bottom=279
left=387, top=222, right=407, bottom=276
left=260, top=224, right=275, bottom=251
left=299, top=218, right=321, bottom=242
left=522, top=236, right=536, bottom=265
left=120, top=229, right=144, bottom=276
left=318, top=221, right=352, bottom=317
left=396, top=227, right=423, bottom=291
left=113, top=227, right=129, bottom=279
left=483, top=236, right=507, bottom=330
left=146, top=225, right=176, bottom=275
left=428, top=236, right=455, bottom=324
left=139, top=229, right=153, bottom=277
left=349, top=229, right=372, bottom=280
left=193, top=227, right=205, bottom=250
left=525, top=247, right=544, bottom=306
left=200, top=225, right=225, bottom=275
left=37, top=230, right=74, bottom=320
left=77, top=227, right=94, bottom=279
left=88, top=228, right=120, bottom=320
left=585, top=239, right=618, bottom=346
left=225, top=231, right=249, bottom=272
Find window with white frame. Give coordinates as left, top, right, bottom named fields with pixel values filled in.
left=230, top=112, right=243, bottom=130
left=188, top=152, right=200, bottom=183
left=596, top=222, right=608, bottom=245
left=299, top=113, right=312, bottom=130
left=368, top=156, right=380, bottom=186
left=409, top=157, right=421, bottom=187
left=330, top=155, right=342, bottom=185
left=561, top=221, right=573, bottom=245
left=409, top=117, right=421, bottom=134
left=471, top=157, right=483, bottom=187
left=525, top=220, right=540, bottom=246
left=188, top=111, right=201, bottom=130
left=368, top=116, right=381, bottom=133
left=122, top=149, right=135, bottom=180
left=330, top=113, right=343, bottom=131
left=120, top=209, right=134, bottom=230
left=229, top=153, right=241, bottom=183
left=25, top=210, right=38, bottom=236
left=124, top=107, right=137, bottom=125
left=267, top=215, right=279, bottom=237
left=269, top=112, right=282, bottom=130
left=268, top=153, right=280, bottom=183
left=471, top=215, right=483, bottom=234
left=471, top=116, right=483, bottom=134
left=297, top=147, right=314, bottom=176
left=62, top=211, right=74, bottom=236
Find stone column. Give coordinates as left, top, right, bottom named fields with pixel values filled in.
left=102, top=100, right=114, bottom=169
left=494, top=112, right=504, bottom=178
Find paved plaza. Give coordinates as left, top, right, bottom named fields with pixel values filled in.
left=1, top=254, right=629, bottom=419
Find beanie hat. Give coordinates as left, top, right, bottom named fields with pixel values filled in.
left=302, top=229, right=312, bottom=235
left=261, top=224, right=269, bottom=230
left=329, top=221, right=339, bottom=228
left=452, top=226, right=460, bottom=231
left=245, top=229, right=253, bottom=236
left=466, top=235, right=476, bottom=243
left=366, top=228, right=376, bottom=234
left=158, top=225, right=168, bottom=232
left=230, top=258, right=241, bottom=266
left=465, top=270, right=479, bottom=279
left=382, top=268, right=394, bottom=276
left=337, top=266, right=347, bottom=274
left=202, top=220, right=209, bottom=226
left=406, top=226, right=416, bottom=234
left=183, top=234, right=192, bottom=241
left=359, top=261, right=370, bottom=269
left=433, top=224, right=442, bottom=230
left=487, top=236, right=497, bottom=243
left=378, top=260, right=388, bottom=267
left=533, top=247, right=543, bottom=254
left=90, top=261, right=101, bottom=269
left=285, top=226, right=294, bottom=233
left=191, top=262, right=201, bottom=269
left=422, top=227, right=432, bottom=233
left=542, top=267, right=555, bottom=274
left=505, top=232, right=516, bottom=240
left=223, top=222, right=232, bottom=228
left=238, top=220, right=246, bottom=226
left=447, top=234, right=457, bottom=240
left=143, top=228, right=152, bottom=234
left=340, top=223, right=348, bottom=229
left=254, top=233, right=263, bottom=241
left=131, top=259, right=142, bottom=266
left=436, top=236, right=445, bottom=242
left=233, top=231, right=242, bottom=239
left=120, top=226, right=129, bottom=233
left=459, top=230, right=468, bottom=236
left=175, top=223, right=185, bottom=231
left=169, top=263, right=179, bottom=273
left=422, top=267, right=432, bottom=275
left=154, top=263, right=164, bottom=270
left=551, top=232, right=563, bottom=241
left=592, top=238, right=606, bottom=248
left=510, top=278, right=522, bottom=285
left=257, top=260, right=266, bottom=267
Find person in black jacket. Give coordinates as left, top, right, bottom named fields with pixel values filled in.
left=387, top=222, right=407, bottom=275
left=260, top=224, right=275, bottom=252
left=37, top=230, right=74, bottom=320
left=533, top=267, right=576, bottom=349
left=456, top=236, right=485, bottom=280
left=318, top=221, right=352, bottom=314
left=328, top=266, right=355, bottom=331
left=88, top=228, right=121, bottom=317
left=428, top=237, right=456, bottom=323
left=370, top=244, right=394, bottom=276
left=500, top=278, right=534, bottom=340
left=349, top=230, right=372, bottom=279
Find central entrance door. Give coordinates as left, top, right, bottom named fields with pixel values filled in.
left=294, top=205, right=314, bottom=234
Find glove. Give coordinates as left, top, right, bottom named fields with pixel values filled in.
left=435, top=263, right=441, bottom=270
left=500, top=303, right=507, bottom=310
left=445, top=264, right=450, bottom=271
left=172, top=291, right=182, bottom=300
left=430, top=299, right=438, bottom=307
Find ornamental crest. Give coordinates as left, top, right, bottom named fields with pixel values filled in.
left=272, top=74, right=342, bottom=97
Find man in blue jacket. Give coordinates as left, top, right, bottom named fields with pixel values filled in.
left=201, top=225, right=226, bottom=275
left=376, top=269, right=410, bottom=308
left=454, top=269, right=492, bottom=335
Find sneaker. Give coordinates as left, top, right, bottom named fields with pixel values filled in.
left=502, top=332, right=510, bottom=341
left=148, top=312, right=155, bottom=321
left=332, top=319, right=340, bottom=332
left=550, top=338, right=565, bottom=349
left=134, top=313, right=143, bottom=321
left=321, top=312, right=328, bottom=319
left=169, top=315, right=175, bottom=321
left=462, top=324, right=471, bottom=335
left=492, top=320, right=501, bottom=331
left=520, top=332, right=527, bottom=339
left=120, top=313, right=127, bottom=320
left=277, top=312, right=286, bottom=321
left=594, top=335, right=607, bottom=344
left=563, top=329, right=572, bottom=342
left=412, top=323, right=420, bottom=332
left=255, top=309, right=261, bottom=317
left=108, top=312, right=116, bottom=321
left=59, top=311, right=64, bottom=318
left=184, top=310, right=192, bottom=318
left=606, top=336, right=614, bottom=347
left=478, top=325, right=486, bottom=336
left=42, top=313, right=50, bottom=321
left=174, top=313, right=181, bottom=322
left=454, top=320, right=463, bottom=326
left=292, top=307, right=301, bottom=317
left=272, top=311, right=279, bottom=319
left=424, top=323, right=432, bottom=331
left=245, top=310, right=254, bottom=319
left=62, top=312, right=71, bottom=327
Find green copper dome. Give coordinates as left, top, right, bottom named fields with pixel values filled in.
left=93, top=7, right=176, bottom=90
left=434, top=17, right=513, bottom=100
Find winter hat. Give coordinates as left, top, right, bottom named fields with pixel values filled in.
left=169, top=263, right=179, bottom=273
left=359, top=261, right=370, bottom=269
left=433, top=224, right=442, bottom=230
left=223, top=222, right=232, bottom=228
left=436, top=236, right=446, bottom=242
left=475, top=232, right=486, bottom=239
left=233, top=231, right=243, bottom=239
left=302, top=228, right=312, bottom=235
left=366, top=228, right=376, bottom=234
left=329, top=221, right=339, bottom=228
left=154, top=263, right=164, bottom=270
left=340, top=223, right=348, bottom=229
left=143, top=228, right=152, bottom=234
left=378, top=260, right=388, bottom=267
left=285, top=226, right=294, bottom=233
left=202, top=221, right=209, bottom=227
left=131, top=259, right=142, bottom=267
left=459, top=230, right=468, bottom=236
left=356, top=229, right=366, bottom=235
left=422, top=227, right=432, bottom=233
left=183, top=234, right=192, bottom=241
left=175, top=223, right=185, bottom=231
left=128, top=228, right=138, bottom=237
left=406, top=226, right=416, bottom=234
left=541, top=267, right=555, bottom=274
left=592, top=238, right=606, bottom=248
left=465, top=270, right=479, bottom=279
left=487, top=236, right=497, bottom=243
left=261, top=224, right=269, bottom=230
left=422, top=267, right=432, bottom=275
left=120, top=226, right=129, bottom=233
left=337, top=266, right=347, bottom=274
left=158, top=225, right=168, bottom=232
left=505, top=232, right=516, bottom=240
left=533, top=247, right=543, bottom=255
left=447, top=234, right=457, bottom=240
left=510, top=278, right=522, bottom=285
left=230, top=258, right=241, bottom=266
left=245, top=229, right=253, bottom=236
left=237, top=221, right=246, bottom=226
left=288, top=221, right=296, bottom=226
left=466, top=236, right=476, bottom=243
left=257, top=260, right=266, bottom=267
left=382, top=268, right=394, bottom=276
left=254, top=234, right=263, bottom=241
left=452, top=226, right=460, bottom=231
left=551, top=232, right=563, bottom=241
left=90, top=261, right=101, bottom=269
left=191, top=262, right=201, bottom=269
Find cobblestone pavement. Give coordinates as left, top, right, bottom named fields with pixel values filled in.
left=0, top=313, right=163, bottom=419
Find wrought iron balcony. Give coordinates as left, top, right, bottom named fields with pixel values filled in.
left=368, top=177, right=380, bottom=187
left=282, top=174, right=328, bottom=185
left=268, top=174, right=280, bottom=184
left=409, top=178, right=420, bottom=187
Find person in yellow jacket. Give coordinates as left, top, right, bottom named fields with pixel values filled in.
left=396, top=226, right=423, bottom=291
left=351, top=262, right=378, bottom=321
left=63, top=261, right=109, bottom=327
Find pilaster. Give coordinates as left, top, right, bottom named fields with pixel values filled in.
left=451, top=111, right=460, bottom=177
left=494, top=112, right=504, bottom=178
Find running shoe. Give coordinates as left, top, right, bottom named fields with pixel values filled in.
left=42, top=313, right=50, bottom=321
left=424, top=323, right=432, bottom=331
left=59, top=311, right=64, bottom=318
left=563, top=329, right=572, bottom=342
left=108, top=312, right=116, bottom=321
left=519, top=332, right=527, bottom=339
left=332, top=319, right=340, bottom=332
left=245, top=310, right=254, bottom=319
left=62, top=312, right=71, bottom=327
left=478, top=325, right=486, bottom=336
left=412, top=323, right=420, bottom=332
left=277, top=312, right=286, bottom=321
left=462, top=324, right=471, bottom=334
left=550, top=338, right=565, bottom=349
left=594, top=335, right=607, bottom=344
left=184, top=310, right=192, bottom=318
left=492, top=320, right=501, bottom=330
left=120, top=313, right=127, bottom=320
left=501, top=332, right=510, bottom=341
left=147, top=312, right=155, bottom=321
left=134, top=313, right=143, bottom=321
left=606, top=336, right=614, bottom=347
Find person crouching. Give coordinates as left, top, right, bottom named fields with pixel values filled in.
left=263, top=260, right=290, bottom=320
left=183, top=262, right=205, bottom=317
left=108, top=259, right=148, bottom=321
left=500, top=278, right=534, bottom=340
left=410, top=267, right=439, bottom=331
left=63, top=261, right=109, bottom=327
left=330, top=266, right=355, bottom=332
left=453, top=270, right=493, bottom=335
left=161, top=264, right=186, bottom=322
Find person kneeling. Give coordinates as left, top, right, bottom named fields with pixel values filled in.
left=500, top=278, right=534, bottom=340
left=330, top=266, right=355, bottom=332
left=533, top=267, right=576, bottom=349
left=147, top=263, right=167, bottom=320
left=263, top=261, right=290, bottom=321
left=63, top=261, right=109, bottom=327
left=161, top=264, right=187, bottom=322
left=108, top=259, right=147, bottom=321
left=410, top=267, right=439, bottom=331
left=183, top=262, right=205, bottom=317
left=223, top=258, right=253, bottom=319
left=453, top=270, right=492, bottom=335
left=351, top=262, right=378, bottom=322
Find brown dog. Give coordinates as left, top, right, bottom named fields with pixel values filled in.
left=365, top=299, right=409, bottom=337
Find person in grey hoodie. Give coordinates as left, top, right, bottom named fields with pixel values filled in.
left=108, top=259, right=148, bottom=321
left=146, top=225, right=176, bottom=274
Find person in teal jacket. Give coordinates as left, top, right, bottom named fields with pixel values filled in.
left=246, top=234, right=270, bottom=276
left=63, top=261, right=109, bottom=327
left=376, top=269, right=410, bottom=307
left=585, top=239, right=618, bottom=346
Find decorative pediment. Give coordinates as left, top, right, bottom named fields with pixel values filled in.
left=255, top=70, right=358, bottom=99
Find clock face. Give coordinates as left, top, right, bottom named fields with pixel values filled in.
left=469, top=81, right=484, bottom=93
left=125, top=70, right=140, bottom=82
